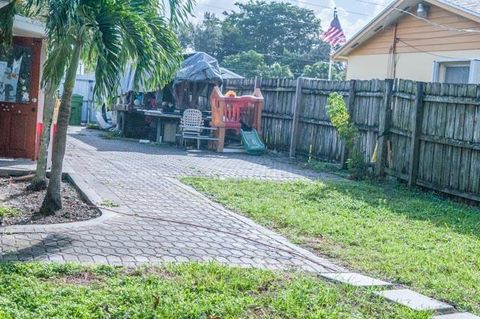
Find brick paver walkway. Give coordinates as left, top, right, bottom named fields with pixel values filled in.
left=0, top=128, right=343, bottom=272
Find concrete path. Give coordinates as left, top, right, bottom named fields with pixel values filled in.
left=0, top=128, right=342, bottom=272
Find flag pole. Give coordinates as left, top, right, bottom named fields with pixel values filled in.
left=322, top=7, right=344, bottom=80
left=328, top=8, right=337, bottom=80
left=328, top=47, right=334, bottom=80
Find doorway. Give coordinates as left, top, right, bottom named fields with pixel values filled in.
left=0, top=37, right=41, bottom=160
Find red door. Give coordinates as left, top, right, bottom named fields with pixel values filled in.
left=0, top=37, right=41, bottom=160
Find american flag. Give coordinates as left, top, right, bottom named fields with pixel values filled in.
left=321, top=9, right=346, bottom=47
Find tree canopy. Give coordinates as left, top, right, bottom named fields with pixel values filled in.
left=303, top=62, right=345, bottom=80
left=181, top=1, right=342, bottom=79
left=222, top=50, right=293, bottom=79
left=221, top=1, right=322, bottom=61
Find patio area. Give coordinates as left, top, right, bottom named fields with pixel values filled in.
left=0, top=127, right=341, bottom=272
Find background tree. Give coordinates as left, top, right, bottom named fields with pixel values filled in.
left=220, top=1, right=323, bottom=61
left=183, top=1, right=331, bottom=78
left=259, top=63, right=293, bottom=79
left=303, top=62, right=346, bottom=80
left=192, top=12, right=223, bottom=58
left=176, top=21, right=194, bottom=51
left=223, top=50, right=293, bottom=78
left=222, top=50, right=266, bottom=78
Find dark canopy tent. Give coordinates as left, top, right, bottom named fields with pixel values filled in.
left=173, top=52, right=223, bottom=109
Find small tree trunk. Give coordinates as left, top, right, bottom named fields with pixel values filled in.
left=27, top=82, right=56, bottom=191
left=39, top=42, right=82, bottom=215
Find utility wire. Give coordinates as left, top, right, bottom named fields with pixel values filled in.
left=196, top=2, right=373, bottom=18
left=394, top=7, right=480, bottom=34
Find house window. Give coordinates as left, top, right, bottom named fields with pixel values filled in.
left=444, top=65, right=470, bottom=84
left=432, top=60, right=480, bottom=84
left=0, top=44, right=33, bottom=103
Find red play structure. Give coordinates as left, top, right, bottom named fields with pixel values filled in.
left=210, top=86, right=264, bottom=152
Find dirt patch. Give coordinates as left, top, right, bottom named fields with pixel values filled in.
left=49, top=271, right=105, bottom=286
left=0, top=177, right=100, bottom=226
left=121, top=266, right=177, bottom=279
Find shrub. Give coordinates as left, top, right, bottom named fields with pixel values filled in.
left=326, top=92, right=368, bottom=179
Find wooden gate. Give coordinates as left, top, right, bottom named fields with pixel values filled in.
left=0, top=37, right=42, bottom=160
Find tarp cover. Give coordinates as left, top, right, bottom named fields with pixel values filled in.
left=173, top=52, right=223, bottom=88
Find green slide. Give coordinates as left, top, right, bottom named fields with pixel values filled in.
left=241, top=129, right=266, bottom=155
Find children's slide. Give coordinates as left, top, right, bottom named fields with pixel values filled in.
left=241, top=129, right=266, bottom=155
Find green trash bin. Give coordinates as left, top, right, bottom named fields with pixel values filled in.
left=69, top=94, right=83, bottom=126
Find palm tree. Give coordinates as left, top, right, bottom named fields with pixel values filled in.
left=27, top=82, right=56, bottom=191
left=1, top=0, right=193, bottom=214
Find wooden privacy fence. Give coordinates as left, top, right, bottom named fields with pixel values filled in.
left=223, top=77, right=480, bottom=202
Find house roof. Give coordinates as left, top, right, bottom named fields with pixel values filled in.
left=438, top=0, right=480, bottom=18
left=333, top=0, right=480, bottom=59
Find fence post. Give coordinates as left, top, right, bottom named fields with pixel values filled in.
left=375, top=79, right=394, bottom=176
left=341, top=80, right=356, bottom=168
left=255, top=76, right=262, bottom=90
left=289, top=77, right=304, bottom=158
left=408, top=81, right=425, bottom=186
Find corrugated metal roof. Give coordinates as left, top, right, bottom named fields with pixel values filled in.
left=438, top=0, right=480, bottom=17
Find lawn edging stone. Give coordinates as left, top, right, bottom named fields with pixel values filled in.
left=376, top=289, right=454, bottom=314
left=433, top=313, right=480, bottom=319
left=319, top=272, right=392, bottom=287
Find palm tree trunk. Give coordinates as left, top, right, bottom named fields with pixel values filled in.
left=27, top=82, right=56, bottom=191
left=39, top=42, right=82, bottom=215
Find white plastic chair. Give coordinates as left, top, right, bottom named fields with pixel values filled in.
left=180, top=109, right=204, bottom=149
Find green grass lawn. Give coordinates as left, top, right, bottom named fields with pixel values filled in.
left=0, top=262, right=427, bottom=319
left=184, top=177, right=480, bottom=315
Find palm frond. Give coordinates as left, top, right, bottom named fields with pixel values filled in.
left=45, top=0, right=80, bottom=40
left=23, top=0, right=50, bottom=17
left=41, top=0, right=192, bottom=99
left=163, top=0, right=195, bottom=26
left=41, top=31, right=74, bottom=88
left=89, top=1, right=123, bottom=97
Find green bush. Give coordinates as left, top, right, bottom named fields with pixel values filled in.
left=326, top=92, right=368, bottom=179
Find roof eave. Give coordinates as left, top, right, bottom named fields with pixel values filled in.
left=430, top=0, right=480, bottom=23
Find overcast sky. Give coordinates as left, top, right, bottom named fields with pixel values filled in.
left=191, top=0, right=394, bottom=39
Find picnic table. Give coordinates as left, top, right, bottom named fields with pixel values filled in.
left=136, top=108, right=182, bottom=143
